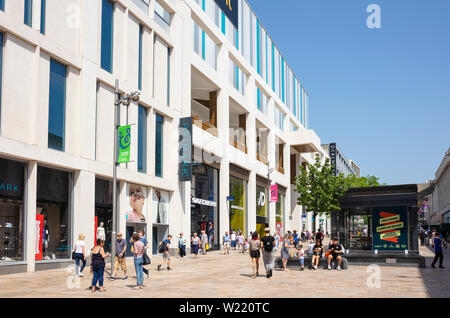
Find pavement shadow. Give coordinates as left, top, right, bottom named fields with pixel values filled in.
left=417, top=243, right=450, bottom=297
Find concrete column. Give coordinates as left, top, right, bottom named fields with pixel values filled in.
left=118, top=181, right=127, bottom=238
left=25, top=161, right=37, bottom=272
left=219, top=159, right=230, bottom=248
left=73, top=170, right=96, bottom=251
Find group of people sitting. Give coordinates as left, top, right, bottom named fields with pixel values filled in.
left=280, top=235, right=345, bottom=271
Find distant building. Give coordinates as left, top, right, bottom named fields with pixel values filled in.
left=322, top=143, right=360, bottom=177
left=427, top=149, right=450, bottom=227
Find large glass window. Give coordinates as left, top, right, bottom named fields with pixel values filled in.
left=229, top=176, right=247, bottom=236
left=152, top=189, right=169, bottom=225
left=154, top=1, right=170, bottom=26
left=48, top=59, right=66, bottom=151
left=191, top=164, right=219, bottom=248
left=256, top=184, right=268, bottom=239
left=137, top=105, right=147, bottom=173
left=101, top=0, right=114, bottom=73
left=36, top=166, right=71, bottom=260
left=95, top=178, right=112, bottom=253
left=345, top=209, right=372, bottom=250
left=155, top=114, right=163, bottom=177
left=40, top=0, right=46, bottom=34
left=276, top=191, right=285, bottom=240
left=0, top=0, right=4, bottom=11
left=153, top=36, right=170, bottom=107
left=24, top=0, right=32, bottom=27
left=0, top=158, right=25, bottom=263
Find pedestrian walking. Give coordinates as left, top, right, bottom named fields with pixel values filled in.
left=237, top=232, right=245, bottom=253
left=201, top=230, right=208, bottom=255
left=293, top=230, right=298, bottom=248
left=223, top=231, right=231, bottom=254
left=261, top=228, right=276, bottom=278
left=138, top=230, right=150, bottom=278
left=73, top=234, right=86, bottom=277
left=249, top=232, right=261, bottom=278
left=110, top=232, right=127, bottom=280
left=157, top=234, right=172, bottom=271
left=431, top=232, right=445, bottom=269
left=281, top=235, right=292, bottom=272
left=231, top=231, right=237, bottom=250
left=90, top=239, right=110, bottom=292
left=191, top=233, right=200, bottom=257
left=131, top=233, right=145, bottom=289
left=178, top=233, right=187, bottom=258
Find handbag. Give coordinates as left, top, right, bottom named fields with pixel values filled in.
left=143, top=251, right=151, bottom=265
left=71, top=250, right=76, bottom=259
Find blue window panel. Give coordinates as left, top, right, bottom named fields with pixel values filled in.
left=155, top=114, right=163, bottom=177
left=24, top=0, right=33, bottom=27
left=201, top=30, right=205, bottom=60
left=235, top=29, right=239, bottom=50
left=101, top=0, right=114, bottom=73
left=293, top=78, right=296, bottom=117
left=272, top=43, right=275, bottom=92
left=138, top=24, right=143, bottom=90
left=48, top=59, right=67, bottom=151
left=300, top=85, right=303, bottom=125
left=256, top=20, right=260, bottom=75
left=40, top=0, right=46, bottom=34
left=167, top=47, right=171, bottom=107
left=137, top=106, right=147, bottom=173
left=0, top=0, right=4, bottom=11
left=221, top=12, right=225, bottom=34
left=281, top=57, right=285, bottom=103
left=265, top=33, right=268, bottom=84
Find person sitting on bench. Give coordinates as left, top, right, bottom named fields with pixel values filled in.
left=327, top=237, right=345, bottom=270
left=311, top=238, right=323, bottom=270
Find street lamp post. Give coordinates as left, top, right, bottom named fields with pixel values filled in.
left=111, top=79, right=140, bottom=274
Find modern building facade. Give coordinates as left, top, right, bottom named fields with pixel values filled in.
left=322, top=143, right=360, bottom=177
left=426, top=149, right=450, bottom=228
left=0, top=0, right=327, bottom=274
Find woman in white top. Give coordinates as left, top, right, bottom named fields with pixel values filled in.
left=73, top=234, right=86, bottom=277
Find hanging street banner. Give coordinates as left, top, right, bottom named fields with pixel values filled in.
left=179, top=117, right=193, bottom=182
left=118, top=125, right=131, bottom=163
left=214, top=0, right=239, bottom=29
left=372, top=206, right=408, bottom=251
left=270, top=184, right=278, bottom=203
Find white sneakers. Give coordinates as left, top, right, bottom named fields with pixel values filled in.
left=337, top=266, right=341, bottom=271
left=328, top=265, right=331, bottom=270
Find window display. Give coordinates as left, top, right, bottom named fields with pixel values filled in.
left=276, top=189, right=285, bottom=241
left=256, top=184, right=268, bottom=238
left=229, top=176, right=247, bottom=236
left=95, top=178, right=113, bottom=252
left=125, top=183, right=148, bottom=257
left=152, top=189, right=169, bottom=224
left=36, top=166, right=71, bottom=260
left=0, top=158, right=25, bottom=262
left=191, top=164, right=219, bottom=248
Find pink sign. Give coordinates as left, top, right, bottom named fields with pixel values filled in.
left=270, top=185, right=278, bottom=203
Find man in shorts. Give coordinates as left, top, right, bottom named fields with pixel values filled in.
left=223, top=231, right=231, bottom=255
left=111, top=232, right=127, bottom=280
left=157, top=234, right=172, bottom=271
left=327, top=237, right=344, bottom=270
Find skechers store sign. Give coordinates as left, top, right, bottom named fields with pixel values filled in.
left=214, top=0, right=239, bottom=29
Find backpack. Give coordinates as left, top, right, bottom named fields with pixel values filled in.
left=158, top=241, right=168, bottom=253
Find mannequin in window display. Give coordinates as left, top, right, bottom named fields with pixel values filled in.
left=42, top=218, right=50, bottom=260
left=97, top=222, right=106, bottom=241
left=126, top=185, right=146, bottom=223
left=156, top=190, right=167, bottom=224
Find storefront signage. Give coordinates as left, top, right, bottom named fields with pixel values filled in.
left=257, top=191, right=266, bottom=207
left=118, top=125, right=131, bottom=163
left=372, top=206, right=408, bottom=251
left=35, top=214, right=44, bottom=260
left=329, top=143, right=337, bottom=176
left=179, top=117, right=193, bottom=182
left=226, top=196, right=235, bottom=201
left=214, top=0, right=239, bottom=29
left=270, top=185, right=278, bottom=203
left=192, top=197, right=217, bottom=207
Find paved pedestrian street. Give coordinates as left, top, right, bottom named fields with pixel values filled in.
left=1, top=244, right=449, bottom=298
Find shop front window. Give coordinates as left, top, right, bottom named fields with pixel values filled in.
left=95, top=178, right=113, bottom=253
left=0, top=158, right=25, bottom=263
left=276, top=191, right=285, bottom=241
left=125, top=183, right=148, bottom=257
left=191, top=164, right=218, bottom=249
left=256, top=185, right=268, bottom=238
left=229, top=176, right=247, bottom=236
left=345, top=208, right=372, bottom=250
left=36, top=166, right=71, bottom=260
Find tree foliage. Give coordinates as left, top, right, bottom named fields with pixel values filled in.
left=294, top=154, right=348, bottom=231
left=294, top=154, right=384, bottom=231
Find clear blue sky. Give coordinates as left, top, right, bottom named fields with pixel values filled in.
left=247, top=0, right=450, bottom=185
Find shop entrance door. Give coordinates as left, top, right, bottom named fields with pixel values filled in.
left=125, top=223, right=147, bottom=257
left=152, top=225, right=169, bottom=255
